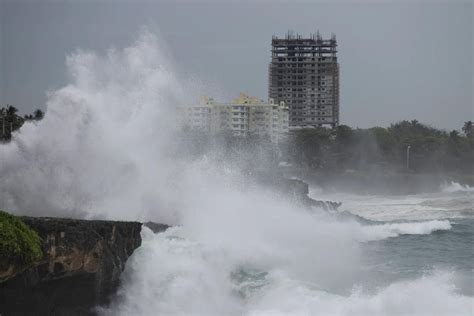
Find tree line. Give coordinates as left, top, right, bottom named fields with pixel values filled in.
left=179, top=120, right=473, bottom=175
left=0, top=105, right=44, bottom=141
left=285, top=120, right=474, bottom=174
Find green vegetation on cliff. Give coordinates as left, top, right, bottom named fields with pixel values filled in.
left=0, top=210, right=42, bottom=266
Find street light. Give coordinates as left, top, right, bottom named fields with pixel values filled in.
left=406, top=145, right=411, bottom=170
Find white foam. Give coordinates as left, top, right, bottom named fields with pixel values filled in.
left=246, top=271, right=472, bottom=316
left=359, top=220, right=452, bottom=242
left=309, top=186, right=473, bottom=222
left=102, top=227, right=242, bottom=316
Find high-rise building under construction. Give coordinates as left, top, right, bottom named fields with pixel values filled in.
left=268, top=31, right=339, bottom=127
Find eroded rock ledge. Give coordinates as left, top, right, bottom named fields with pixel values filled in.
left=0, top=217, right=167, bottom=315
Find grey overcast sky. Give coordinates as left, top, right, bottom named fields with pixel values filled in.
left=1, top=0, right=472, bottom=129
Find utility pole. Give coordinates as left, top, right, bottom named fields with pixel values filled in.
left=406, top=145, right=411, bottom=170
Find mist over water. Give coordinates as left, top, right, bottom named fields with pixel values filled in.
left=1, top=31, right=472, bottom=315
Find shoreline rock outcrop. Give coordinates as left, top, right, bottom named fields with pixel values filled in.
left=278, top=178, right=342, bottom=210
left=0, top=216, right=168, bottom=315
left=253, top=172, right=342, bottom=210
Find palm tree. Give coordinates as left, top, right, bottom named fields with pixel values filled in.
left=462, top=121, right=472, bottom=137
left=7, top=105, right=18, bottom=116
left=33, top=109, right=44, bottom=120
left=6, top=105, right=18, bottom=117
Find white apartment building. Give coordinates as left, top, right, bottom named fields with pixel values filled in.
left=184, top=93, right=289, bottom=143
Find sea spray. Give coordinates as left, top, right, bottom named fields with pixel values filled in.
left=0, top=30, right=187, bottom=223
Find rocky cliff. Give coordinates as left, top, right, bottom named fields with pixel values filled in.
left=0, top=217, right=166, bottom=315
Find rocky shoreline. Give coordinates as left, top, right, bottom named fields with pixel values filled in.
left=0, top=217, right=168, bottom=316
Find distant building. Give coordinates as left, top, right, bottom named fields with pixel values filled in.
left=268, top=31, right=339, bottom=128
left=184, top=93, right=289, bottom=143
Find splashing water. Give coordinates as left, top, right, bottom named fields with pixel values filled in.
left=102, top=227, right=471, bottom=316
left=0, top=31, right=472, bottom=315
left=0, top=30, right=189, bottom=223
left=441, top=182, right=474, bottom=193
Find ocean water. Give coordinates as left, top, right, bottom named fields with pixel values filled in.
left=0, top=31, right=472, bottom=316
left=310, top=182, right=474, bottom=297
left=100, top=182, right=473, bottom=316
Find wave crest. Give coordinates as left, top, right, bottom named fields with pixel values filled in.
left=360, top=220, right=452, bottom=241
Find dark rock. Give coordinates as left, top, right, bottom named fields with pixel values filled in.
left=244, top=168, right=341, bottom=210
left=274, top=178, right=341, bottom=210
left=143, top=221, right=170, bottom=234
left=0, top=217, right=142, bottom=316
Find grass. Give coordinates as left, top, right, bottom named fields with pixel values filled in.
left=0, top=210, right=42, bottom=266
